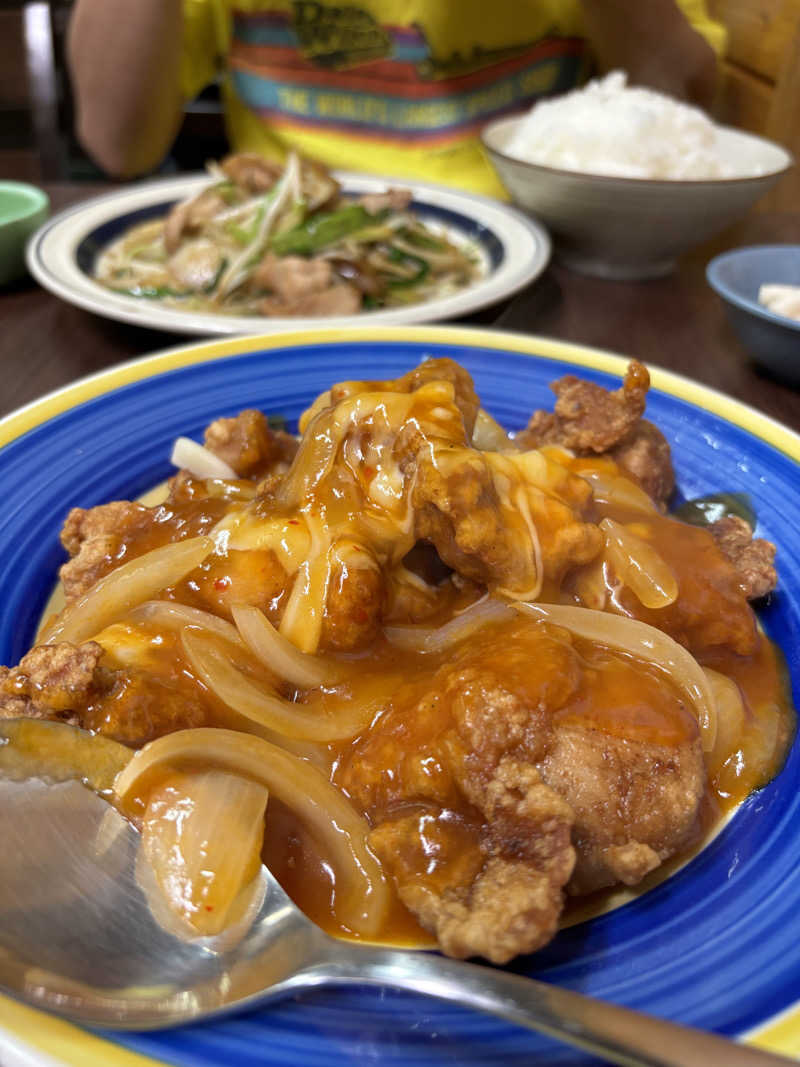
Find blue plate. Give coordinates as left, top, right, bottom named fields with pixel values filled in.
left=1, top=326, right=799, bottom=1066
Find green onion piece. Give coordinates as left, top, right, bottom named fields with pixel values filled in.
left=270, top=205, right=386, bottom=256
left=400, top=226, right=447, bottom=252
left=204, top=257, right=228, bottom=294
left=214, top=180, right=239, bottom=205
left=385, top=247, right=430, bottom=288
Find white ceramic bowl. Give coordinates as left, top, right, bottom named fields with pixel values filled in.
left=482, top=115, right=793, bottom=280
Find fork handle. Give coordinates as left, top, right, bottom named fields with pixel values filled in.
left=308, top=944, right=792, bottom=1067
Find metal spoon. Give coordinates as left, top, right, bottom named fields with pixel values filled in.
left=0, top=778, right=791, bottom=1067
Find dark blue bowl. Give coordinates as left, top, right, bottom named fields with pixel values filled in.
left=707, top=245, right=800, bottom=383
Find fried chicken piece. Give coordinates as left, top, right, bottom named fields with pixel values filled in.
left=83, top=668, right=208, bottom=746
left=412, top=448, right=601, bottom=595
left=539, top=723, right=704, bottom=894
left=412, top=449, right=540, bottom=594
left=710, top=515, right=777, bottom=600
left=520, top=361, right=649, bottom=453
left=341, top=626, right=581, bottom=962
left=613, top=517, right=760, bottom=656
left=0, top=641, right=104, bottom=723
left=329, top=357, right=480, bottom=440
left=518, top=362, right=675, bottom=508
left=341, top=617, right=706, bottom=960
left=321, top=553, right=383, bottom=651
left=608, top=421, right=675, bottom=506
left=203, top=409, right=298, bottom=479
left=0, top=642, right=208, bottom=745
left=60, top=502, right=154, bottom=600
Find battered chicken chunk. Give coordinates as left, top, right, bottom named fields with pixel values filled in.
left=518, top=362, right=675, bottom=508
left=539, top=723, right=704, bottom=894
left=0, top=641, right=208, bottom=745
left=328, top=357, right=481, bottom=440
left=411, top=447, right=601, bottom=594
left=0, top=641, right=104, bottom=724
left=203, top=409, right=298, bottom=480
left=60, top=501, right=155, bottom=600
left=710, top=515, right=777, bottom=600
left=340, top=618, right=704, bottom=961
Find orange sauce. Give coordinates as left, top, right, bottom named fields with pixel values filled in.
left=16, top=438, right=797, bottom=948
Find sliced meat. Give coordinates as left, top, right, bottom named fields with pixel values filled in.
left=253, top=254, right=334, bottom=303
left=710, top=515, right=777, bottom=600
left=359, top=188, right=413, bottom=215
left=251, top=248, right=363, bottom=317
left=220, top=153, right=339, bottom=209
left=219, top=152, right=282, bottom=193
left=260, top=281, right=361, bottom=317
left=163, top=189, right=228, bottom=254
left=203, top=409, right=298, bottom=479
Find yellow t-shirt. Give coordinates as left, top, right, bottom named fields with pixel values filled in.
left=181, top=0, right=725, bottom=197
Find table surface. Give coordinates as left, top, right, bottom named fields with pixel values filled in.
left=2, top=183, right=799, bottom=435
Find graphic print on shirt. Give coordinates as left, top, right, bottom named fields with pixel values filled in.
left=228, top=1, right=586, bottom=145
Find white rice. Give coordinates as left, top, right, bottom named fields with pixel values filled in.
left=502, top=71, right=763, bottom=180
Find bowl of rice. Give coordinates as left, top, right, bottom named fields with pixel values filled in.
left=482, top=73, right=793, bottom=280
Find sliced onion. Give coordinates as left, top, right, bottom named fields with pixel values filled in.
left=170, top=437, right=237, bottom=480
left=472, top=409, right=512, bottom=451
left=181, top=628, right=373, bottom=741
left=580, top=469, right=656, bottom=513
left=140, top=767, right=268, bottom=937
left=600, top=517, right=678, bottom=610
left=42, top=536, right=214, bottom=645
left=232, top=603, right=339, bottom=688
left=114, top=727, right=390, bottom=936
left=130, top=599, right=242, bottom=645
left=515, top=602, right=716, bottom=751
left=703, top=667, right=745, bottom=768
left=384, top=596, right=515, bottom=652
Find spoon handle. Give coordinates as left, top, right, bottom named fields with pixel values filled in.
left=312, top=945, right=792, bottom=1067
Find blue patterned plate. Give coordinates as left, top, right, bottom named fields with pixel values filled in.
left=0, top=326, right=798, bottom=1067
left=25, top=176, right=549, bottom=336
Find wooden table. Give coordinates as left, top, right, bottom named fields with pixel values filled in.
left=2, top=183, right=799, bottom=432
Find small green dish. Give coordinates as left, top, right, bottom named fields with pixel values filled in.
left=0, top=181, right=50, bottom=285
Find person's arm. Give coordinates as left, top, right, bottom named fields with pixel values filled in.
left=579, top=0, right=718, bottom=109
left=67, top=0, right=184, bottom=178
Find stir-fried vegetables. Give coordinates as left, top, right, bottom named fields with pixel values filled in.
left=94, top=152, right=481, bottom=317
